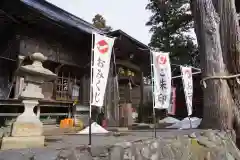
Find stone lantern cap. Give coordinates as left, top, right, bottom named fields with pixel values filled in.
left=19, top=52, right=57, bottom=81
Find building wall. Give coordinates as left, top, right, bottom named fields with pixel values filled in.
left=0, top=25, right=143, bottom=126
left=0, top=59, right=14, bottom=99
left=15, top=28, right=92, bottom=102
left=19, top=33, right=88, bottom=68
left=0, top=25, right=18, bottom=100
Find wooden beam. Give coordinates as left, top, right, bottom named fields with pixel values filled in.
left=116, top=60, right=141, bottom=72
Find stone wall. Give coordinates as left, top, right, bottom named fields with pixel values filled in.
left=0, top=130, right=239, bottom=160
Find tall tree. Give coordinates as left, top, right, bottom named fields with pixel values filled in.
left=92, top=14, right=112, bottom=32
left=191, top=0, right=240, bottom=133
left=146, top=0, right=199, bottom=67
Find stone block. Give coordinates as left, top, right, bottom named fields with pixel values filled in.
left=11, top=122, right=43, bottom=137
left=1, top=136, right=45, bottom=150
left=110, top=146, right=124, bottom=160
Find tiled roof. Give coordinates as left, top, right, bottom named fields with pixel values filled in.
left=21, top=0, right=105, bottom=34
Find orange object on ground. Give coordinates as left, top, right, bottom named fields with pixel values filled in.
left=68, top=118, right=74, bottom=127
left=60, top=120, right=64, bottom=128
left=60, top=119, right=67, bottom=128
left=60, top=118, right=74, bottom=128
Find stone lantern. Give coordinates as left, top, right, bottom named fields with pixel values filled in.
left=1, top=52, right=57, bottom=150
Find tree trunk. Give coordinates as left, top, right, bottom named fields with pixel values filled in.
left=191, top=0, right=234, bottom=129
left=212, top=0, right=240, bottom=131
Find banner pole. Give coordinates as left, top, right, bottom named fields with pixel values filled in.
left=189, top=116, right=192, bottom=129
left=89, top=33, right=94, bottom=147
left=150, top=52, right=157, bottom=138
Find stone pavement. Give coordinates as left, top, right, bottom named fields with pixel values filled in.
left=0, top=129, right=200, bottom=159
left=45, top=129, right=202, bottom=148
left=0, top=129, right=239, bottom=160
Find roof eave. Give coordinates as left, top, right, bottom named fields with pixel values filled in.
left=108, top=29, right=149, bottom=50
left=20, top=0, right=105, bottom=35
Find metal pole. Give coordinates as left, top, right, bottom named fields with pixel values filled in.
left=189, top=116, right=192, bottom=129
left=89, top=33, right=94, bottom=147
left=150, top=52, right=157, bottom=138
left=172, top=71, right=201, bottom=79
left=171, top=64, right=201, bottom=72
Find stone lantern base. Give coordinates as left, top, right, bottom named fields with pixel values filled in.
left=1, top=136, right=45, bottom=150
left=1, top=100, right=45, bottom=150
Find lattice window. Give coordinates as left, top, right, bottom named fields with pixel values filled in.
left=55, top=75, right=71, bottom=101
left=55, top=73, right=80, bottom=101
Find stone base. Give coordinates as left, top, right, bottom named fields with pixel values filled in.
left=1, top=136, right=45, bottom=150
left=11, top=122, right=43, bottom=137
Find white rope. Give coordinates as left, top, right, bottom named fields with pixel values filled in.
left=200, top=74, right=240, bottom=88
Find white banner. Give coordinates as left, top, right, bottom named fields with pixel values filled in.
left=152, top=52, right=172, bottom=109
left=180, top=66, right=193, bottom=116
left=91, top=33, right=115, bottom=107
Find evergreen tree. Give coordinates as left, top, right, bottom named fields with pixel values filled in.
left=92, top=14, right=112, bottom=32
left=146, top=0, right=199, bottom=67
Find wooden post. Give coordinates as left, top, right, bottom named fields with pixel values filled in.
left=138, top=71, right=144, bottom=123
left=14, top=56, right=25, bottom=99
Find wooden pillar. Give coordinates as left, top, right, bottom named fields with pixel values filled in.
left=106, top=62, right=117, bottom=126
left=106, top=76, right=111, bottom=120
left=113, top=75, right=120, bottom=126
left=138, top=71, right=144, bottom=122
left=126, top=103, right=133, bottom=126
left=14, top=56, right=25, bottom=99
left=82, top=76, right=88, bottom=106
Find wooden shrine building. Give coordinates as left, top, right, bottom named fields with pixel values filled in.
left=0, top=0, right=150, bottom=126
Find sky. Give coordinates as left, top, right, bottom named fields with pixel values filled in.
left=47, top=0, right=153, bottom=45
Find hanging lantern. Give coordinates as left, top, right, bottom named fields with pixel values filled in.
left=127, top=69, right=132, bottom=76
left=131, top=71, right=135, bottom=77
left=119, top=67, right=125, bottom=75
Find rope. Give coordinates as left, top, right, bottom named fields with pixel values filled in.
left=200, top=73, right=240, bottom=88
